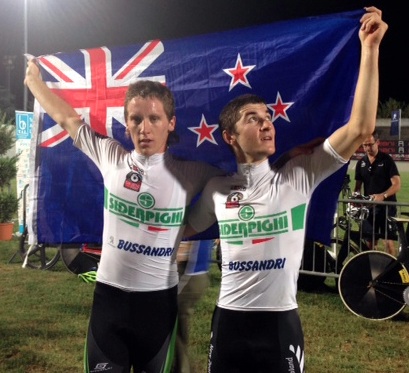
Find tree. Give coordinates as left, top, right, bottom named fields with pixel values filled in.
left=377, top=98, right=409, bottom=118
left=0, top=85, right=16, bottom=119
left=0, top=110, right=18, bottom=223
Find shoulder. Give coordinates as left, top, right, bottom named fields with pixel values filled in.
left=78, top=123, right=121, bottom=144
left=75, top=123, right=125, bottom=154
left=382, top=151, right=395, bottom=161
left=378, top=151, right=397, bottom=164
left=168, top=154, right=224, bottom=175
left=356, top=155, right=367, bottom=166
left=205, top=173, right=241, bottom=192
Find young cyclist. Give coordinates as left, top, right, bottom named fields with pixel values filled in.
left=183, top=7, right=388, bottom=372
left=24, top=67, right=222, bottom=372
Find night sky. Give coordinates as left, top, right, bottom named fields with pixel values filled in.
left=0, top=0, right=407, bottom=110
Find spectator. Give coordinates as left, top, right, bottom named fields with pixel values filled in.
left=354, top=129, right=401, bottom=256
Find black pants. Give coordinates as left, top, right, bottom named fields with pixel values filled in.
left=208, top=306, right=305, bottom=373
left=85, top=282, right=178, bottom=373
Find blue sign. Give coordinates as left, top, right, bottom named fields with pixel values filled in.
left=15, top=111, right=33, bottom=140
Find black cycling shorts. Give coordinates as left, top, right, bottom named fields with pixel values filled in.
left=208, top=306, right=305, bottom=373
left=85, top=282, right=178, bottom=373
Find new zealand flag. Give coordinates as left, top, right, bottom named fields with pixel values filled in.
left=28, top=9, right=362, bottom=246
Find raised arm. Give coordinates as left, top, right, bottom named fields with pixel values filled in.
left=24, top=59, right=83, bottom=139
left=329, top=7, right=388, bottom=160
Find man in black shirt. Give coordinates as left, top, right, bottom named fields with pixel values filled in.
left=354, top=130, right=401, bottom=256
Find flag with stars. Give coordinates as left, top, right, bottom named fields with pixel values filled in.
left=28, top=9, right=361, bottom=245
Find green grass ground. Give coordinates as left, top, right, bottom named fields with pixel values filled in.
left=1, top=242, right=409, bottom=373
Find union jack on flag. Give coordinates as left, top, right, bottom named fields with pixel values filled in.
left=28, top=9, right=362, bottom=245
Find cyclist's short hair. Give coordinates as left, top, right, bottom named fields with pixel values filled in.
left=219, top=94, right=266, bottom=135
left=124, top=80, right=175, bottom=121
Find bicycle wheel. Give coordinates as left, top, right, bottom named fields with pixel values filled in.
left=60, top=245, right=99, bottom=275
left=19, top=227, right=61, bottom=270
left=338, top=251, right=408, bottom=320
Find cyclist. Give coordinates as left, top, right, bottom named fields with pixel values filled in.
left=24, top=68, right=223, bottom=372
left=183, top=7, right=388, bottom=372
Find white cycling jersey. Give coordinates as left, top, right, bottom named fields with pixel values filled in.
left=188, top=139, right=347, bottom=311
left=74, top=123, right=221, bottom=291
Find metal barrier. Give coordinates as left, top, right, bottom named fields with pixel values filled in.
left=299, top=198, right=409, bottom=280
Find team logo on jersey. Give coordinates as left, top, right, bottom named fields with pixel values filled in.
left=225, top=192, right=244, bottom=208
left=238, top=205, right=255, bottom=220
left=219, top=203, right=307, bottom=245
left=106, top=190, right=184, bottom=230
left=124, top=166, right=144, bottom=192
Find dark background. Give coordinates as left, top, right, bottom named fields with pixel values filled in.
left=0, top=0, right=407, bottom=111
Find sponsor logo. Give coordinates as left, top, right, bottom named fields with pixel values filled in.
left=287, top=344, right=304, bottom=373
left=208, top=342, right=214, bottom=373
left=219, top=204, right=306, bottom=243
left=225, top=192, right=244, bottom=209
left=106, top=190, right=185, bottom=228
left=220, top=210, right=288, bottom=239
left=90, top=362, right=113, bottom=372
left=117, top=240, right=175, bottom=256
left=124, top=166, right=143, bottom=191
left=229, top=257, right=286, bottom=272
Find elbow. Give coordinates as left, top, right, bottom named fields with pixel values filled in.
left=352, top=116, right=376, bottom=139
left=357, top=123, right=375, bottom=140
left=55, top=115, right=82, bottom=132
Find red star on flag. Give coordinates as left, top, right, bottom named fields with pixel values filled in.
left=267, top=92, right=294, bottom=122
left=223, top=54, right=255, bottom=91
left=188, top=114, right=219, bottom=146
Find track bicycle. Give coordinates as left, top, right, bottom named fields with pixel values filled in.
left=298, top=195, right=373, bottom=291
left=338, top=213, right=409, bottom=320
left=298, top=175, right=371, bottom=290
left=333, top=173, right=399, bottom=264
left=59, top=243, right=101, bottom=276
left=330, top=173, right=383, bottom=270
left=298, top=172, right=399, bottom=290
left=332, top=194, right=379, bottom=272
left=9, top=184, right=61, bottom=270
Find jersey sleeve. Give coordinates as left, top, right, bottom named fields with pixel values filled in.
left=73, top=123, right=126, bottom=169
left=187, top=177, right=219, bottom=234
left=281, top=139, right=347, bottom=194
left=193, top=161, right=225, bottom=186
